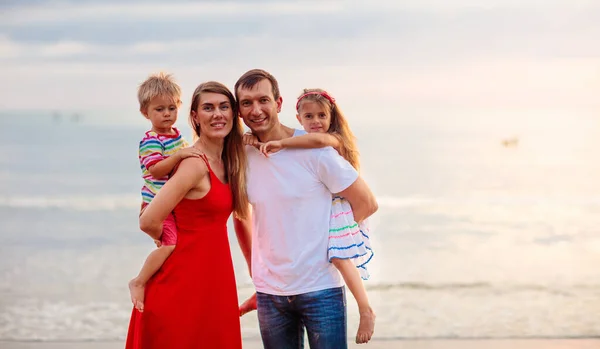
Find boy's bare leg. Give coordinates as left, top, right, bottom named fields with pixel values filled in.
left=332, top=258, right=376, bottom=344
left=129, top=245, right=175, bottom=312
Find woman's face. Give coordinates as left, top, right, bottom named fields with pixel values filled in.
left=191, top=92, right=234, bottom=139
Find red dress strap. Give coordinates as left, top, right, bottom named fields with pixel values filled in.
left=199, top=154, right=211, bottom=171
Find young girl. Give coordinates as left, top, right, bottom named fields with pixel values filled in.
left=259, top=88, right=376, bottom=344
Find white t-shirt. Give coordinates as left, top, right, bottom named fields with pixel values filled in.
left=246, top=129, right=359, bottom=296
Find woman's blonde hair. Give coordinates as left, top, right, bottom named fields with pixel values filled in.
left=296, top=88, right=360, bottom=171
left=188, top=81, right=249, bottom=219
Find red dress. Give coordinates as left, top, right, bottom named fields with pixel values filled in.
left=126, top=160, right=241, bottom=349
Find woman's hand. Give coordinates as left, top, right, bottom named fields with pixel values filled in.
left=239, top=293, right=257, bottom=316
left=260, top=140, right=283, bottom=156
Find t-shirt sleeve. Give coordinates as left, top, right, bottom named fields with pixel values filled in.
left=139, top=135, right=165, bottom=169
left=316, top=147, right=359, bottom=194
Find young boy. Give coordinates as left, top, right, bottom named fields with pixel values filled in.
left=128, top=72, right=202, bottom=312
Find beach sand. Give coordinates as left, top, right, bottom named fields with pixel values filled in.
left=1, top=339, right=599, bottom=349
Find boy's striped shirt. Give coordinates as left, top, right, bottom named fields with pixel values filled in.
left=138, top=128, right=189, bottom=203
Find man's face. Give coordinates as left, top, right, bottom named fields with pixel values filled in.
left=237, top=79, right=282, bottom=135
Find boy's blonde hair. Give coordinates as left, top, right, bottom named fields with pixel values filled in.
left=137, top=72, right=182, bottom=112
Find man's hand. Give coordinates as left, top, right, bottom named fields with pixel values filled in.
left=176, top=147, right=203, bottom=160
left=239, top=293, right=257, bottom=316
left=154, top=239, right=162, bottom=248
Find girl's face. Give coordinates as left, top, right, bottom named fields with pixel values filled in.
left=191, top=92, right=234, bottom=139
left=296, top=101, right=331, bottom=134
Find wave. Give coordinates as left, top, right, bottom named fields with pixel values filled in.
left=376, top=196, right=435, bottom=208
left=364, top=281, right=600, bottom=297
left=0, top=194, right=141, bottom=211
left=377, top=195, right=600, bottom=207
left=1, top=287, right=598, bottom=341
left=2, top=194, right=600, bottom=212
left=0, top=194, right=423, bottom=211
left=235, top=280, right=600, bottom=295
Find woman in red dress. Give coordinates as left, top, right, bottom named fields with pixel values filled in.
left=126, top=81, right=252, bottom=349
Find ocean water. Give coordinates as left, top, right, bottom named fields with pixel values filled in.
left=0, top=109, right=599, bottom=341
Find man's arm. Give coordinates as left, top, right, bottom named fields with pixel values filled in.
left=317, top=147, right=378, bottom=223
left=233, top=206, right=253, bottom=277
left=335, top=176, right=378, bottom=223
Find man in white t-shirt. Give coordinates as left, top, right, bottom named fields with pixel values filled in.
left=234, top=69, right=378, bottom=349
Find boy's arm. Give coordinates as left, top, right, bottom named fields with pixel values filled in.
left=148, top=147, right=203, bottom=179
left=147, top=154, right=182, bottom=179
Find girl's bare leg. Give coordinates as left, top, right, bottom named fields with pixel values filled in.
left=129, top=245, right=175, bottom=312
left=332, top=258, right=376, bottom=344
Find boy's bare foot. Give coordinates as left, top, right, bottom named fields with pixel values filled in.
left=356, top=307, right=376, bottom=344
left=128, top=278, right=145, bottom=313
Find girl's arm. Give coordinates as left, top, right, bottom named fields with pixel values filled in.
left=140, top=158, right=205, bottom=239
left=261, top=133, right=341, bottom=156
left=243, top=132, right=262, bottom=149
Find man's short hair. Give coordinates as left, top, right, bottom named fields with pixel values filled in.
left=234, top=69, right=280, bottom=102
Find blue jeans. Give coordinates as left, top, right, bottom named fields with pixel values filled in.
left=257, top=286, right=348, bottom=349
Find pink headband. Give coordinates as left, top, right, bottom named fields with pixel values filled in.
left=295, top=91, right=336, bottom=111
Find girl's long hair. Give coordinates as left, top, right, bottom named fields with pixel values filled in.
left=189, top=81, right=249, bottom=219
left=297, top=88, right=360, bottom=171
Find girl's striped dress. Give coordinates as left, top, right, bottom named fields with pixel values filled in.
left=328, top=196, right=374, bottom=280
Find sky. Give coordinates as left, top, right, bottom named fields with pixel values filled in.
left=0, top=0, right=598, bottom=114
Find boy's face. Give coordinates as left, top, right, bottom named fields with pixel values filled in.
left=142, top=95, right=180, bottom=134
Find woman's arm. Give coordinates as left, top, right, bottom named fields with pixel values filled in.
left=140, top=158, right=205, bottom=239
left=233, top=205, right=253, bottom=277
left=261, top=133, right=341, bottom=156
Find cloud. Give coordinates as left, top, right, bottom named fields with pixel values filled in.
left=0, top=35, right=95, bottom=59
left=2, top=1, right=344, bottom=25
left=0, top=0, right=598, bottom=110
